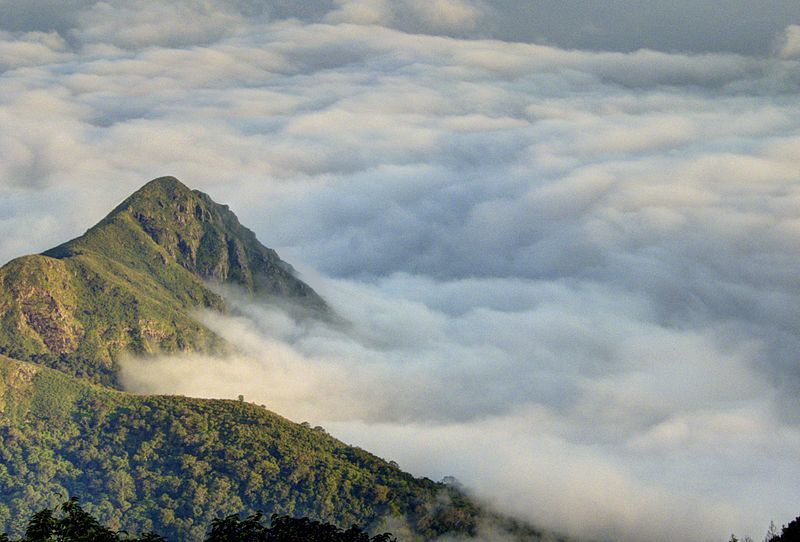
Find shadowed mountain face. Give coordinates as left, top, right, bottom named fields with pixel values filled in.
left=0, top=177, right=327, bottom=386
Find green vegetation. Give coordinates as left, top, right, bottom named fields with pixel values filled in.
left=0, top=177, right=327, bottom=387
left=0, top=355, right=533, bottom=542
left=6, top=497, right=162, bottom=542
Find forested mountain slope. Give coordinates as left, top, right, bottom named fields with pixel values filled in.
left=0, top=355, right=510, bottom=541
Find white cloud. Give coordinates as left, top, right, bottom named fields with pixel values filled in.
left=401, top=0, right=485, bottom=32
left=325, top=0, right=392, bottom=26
left=74, top=0, right=247, bottom=49
left=775, top=24, right=800, bottom=59
left=1, top=5, right=800, bottom=541
left=0, top=31, right=69, bottom=70
left=119, top=280, right=798, bottom=542
left=325, top=0, right=486, bottom=32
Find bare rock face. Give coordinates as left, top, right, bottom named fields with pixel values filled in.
left=19, top=286, right=83, bottom=352
left=1, top=256, right=85, bottom=356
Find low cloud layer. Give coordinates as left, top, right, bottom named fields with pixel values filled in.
left=2, top=2, right=800, bottom=541
left=120, top=280, right=799, bottom=542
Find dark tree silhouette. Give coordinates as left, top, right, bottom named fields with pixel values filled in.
left=3, top=500, right=394, bottom=542
left=205, top=512, right=396, bottom=542
left=21, top=498, right=119, bottom=542
left=8, top=498, right=167, bottom=542
left=770, top=517, right=800, bottom=542
left=206, top=513, right=266, bottom=542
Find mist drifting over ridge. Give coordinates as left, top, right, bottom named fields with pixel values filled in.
left=1, top=1, right=800, bottom=541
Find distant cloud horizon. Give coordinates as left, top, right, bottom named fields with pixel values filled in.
left=1, top=0, right=800, bottom=55
left=1, top=1, right=799, bottom=541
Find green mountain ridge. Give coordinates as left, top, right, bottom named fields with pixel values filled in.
left=0, top=354, right=506, bottom=541
left=0, top=177, right=325, bottom=387
left=0, top=177, right=553, bottom=542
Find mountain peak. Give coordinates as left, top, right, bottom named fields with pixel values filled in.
left=4, top=177, right=328, bottom=385
left=140, top=175, right=188, bottom=193
left=50, top=177, right=326, bottom=310
left=143, top=175, right=186, bottom=190
left=110, top=175, right=199, bottom=217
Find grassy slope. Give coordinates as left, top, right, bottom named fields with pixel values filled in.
left=0, top=355, right=492, bottom=541
left=0, top=244, right=225, bottom=387
left=0, top=177, right=325, bottom=387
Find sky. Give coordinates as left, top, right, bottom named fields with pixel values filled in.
left=1, top=1, right=800, bottom=541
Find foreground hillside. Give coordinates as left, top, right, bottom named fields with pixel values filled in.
left=0, top=177, right=326, bottom=387
left=0, top=355, right=539, bottom=541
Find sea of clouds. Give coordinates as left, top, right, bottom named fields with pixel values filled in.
left=1, top=1, right=800, bottom=541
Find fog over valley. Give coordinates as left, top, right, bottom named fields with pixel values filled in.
left=1, top=1, right=799, bottom=541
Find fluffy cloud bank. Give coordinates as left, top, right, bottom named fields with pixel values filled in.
left=2, top=2, right=800, bottom=541
left=119, top=279, right=798, bottom=542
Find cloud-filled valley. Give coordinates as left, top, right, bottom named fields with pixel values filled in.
left=119, top=276, right=797, bottom=542
left=1, top=1, right=800, bottom=541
